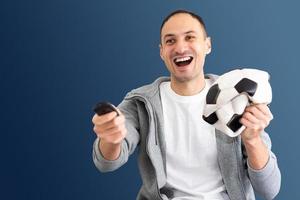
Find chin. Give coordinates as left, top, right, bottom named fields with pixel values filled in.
left=173, top=71, right=204, bottom=83
left=173, top=75, right=195, bottom=83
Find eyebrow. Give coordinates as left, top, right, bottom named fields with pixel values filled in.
left=163, top=30, right=196, bottom=40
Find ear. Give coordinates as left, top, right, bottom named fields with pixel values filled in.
left=205, top=37, right=212, bottom=55
left=159, top=43, right=164, bottom=60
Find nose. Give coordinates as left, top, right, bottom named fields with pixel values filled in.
left=174, top=39, right=189, bottom=54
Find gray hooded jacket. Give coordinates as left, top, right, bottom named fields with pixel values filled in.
left=93, top=75, right=281, bottom=200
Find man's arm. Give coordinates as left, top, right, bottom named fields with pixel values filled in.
left=240, top=104, right=281, bottom=199
left=240, top=104, right=273, bottom=169
left=92, top=99, right=140, bottom=172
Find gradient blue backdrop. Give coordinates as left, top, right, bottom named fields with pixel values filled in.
left=1, top=0, right=299, bottom=199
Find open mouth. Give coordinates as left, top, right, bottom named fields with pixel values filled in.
left=173, top=56, right=194, bottom=67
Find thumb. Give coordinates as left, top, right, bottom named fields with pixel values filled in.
left=115, top=107, right=122, bottom=116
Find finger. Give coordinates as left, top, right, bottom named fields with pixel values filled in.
left=240, top=117, right=262, bottom=131
left=240, top=117, right=254, bottom=129
left=102, top=131, right=127, bottom=144
left=99, top=126, right=127, bottom=144
left=243, top=111, right=267, bottom=129
left=248, top=103, right=271, bottom=115
left=256, top=104, right=273, bottom=119
left=245, top=106, right=267, bottom=121
left=92, top=111, right=118, bottom=125
left=94, top=115, right=126, bottom=133
left=242, top=111, right=260, bottom=124
left=97, top=114, right=126, bottom=132
left=96, top=123, right=126, bottom=137
left=241, top=112, right=267, bottom=130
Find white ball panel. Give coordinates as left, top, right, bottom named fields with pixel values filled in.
left=216, top=88, right=240, bottom=106
left=203, top=104, right=219, bottom=117
left=217, top=69, right=243, bottom=89
left=216, top=104, right=234, bottom=125
left=231, top=94, right=249, bottom=114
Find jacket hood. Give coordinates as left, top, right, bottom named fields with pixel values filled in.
left=125, top=74, right=219, bottom=100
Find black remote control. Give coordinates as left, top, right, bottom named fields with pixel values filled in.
left=93, top=102, right=119, bottom=116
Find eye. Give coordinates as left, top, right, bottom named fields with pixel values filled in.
left=186, top=35, right=196, bottom=41
left=165, top=38, right=175, bottom=45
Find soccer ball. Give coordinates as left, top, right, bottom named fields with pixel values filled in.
left=203, top=68, right=272, bottom=137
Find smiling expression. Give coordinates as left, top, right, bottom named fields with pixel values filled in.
left=160, top=13, right=211, bottom=83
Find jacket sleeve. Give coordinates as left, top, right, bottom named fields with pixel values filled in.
left=92, top=98, right=140, bottom=172
left=246, top=131, right=281, bottom=200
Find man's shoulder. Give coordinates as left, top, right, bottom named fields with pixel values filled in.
left=125, top=77, right=170, bottom=99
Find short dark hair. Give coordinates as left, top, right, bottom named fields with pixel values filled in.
left=160, top=10, right=208, bottom=42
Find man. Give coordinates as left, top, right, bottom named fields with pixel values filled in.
left=92, top=10, right=281, bottom=200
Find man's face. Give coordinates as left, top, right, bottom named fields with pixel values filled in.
left=160, top=13, right=211, bottom=83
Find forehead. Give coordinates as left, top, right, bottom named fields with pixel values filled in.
left=161, top=13, right=205, bottom=37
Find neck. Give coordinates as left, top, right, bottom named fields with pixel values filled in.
left=170, top=75, right=206, bottom=96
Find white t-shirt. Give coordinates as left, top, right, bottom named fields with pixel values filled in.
left=160, top=80, right=226, bottom=200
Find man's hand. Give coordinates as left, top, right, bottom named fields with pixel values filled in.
left=92, top=110, right=127, bottom=160
left=240, top=104, right=273, bottom=141
left=239, top=103, right=273, bottom=169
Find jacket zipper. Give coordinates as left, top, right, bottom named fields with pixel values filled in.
left=152, top=110, right=159, bottom=145
left=125, top=95, right=163, bottom=200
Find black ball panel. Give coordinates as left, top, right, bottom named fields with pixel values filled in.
left=203, top=112, right=219, bottom=125
left=226, top=114, right=243, bottom=132
left=234, top=78, right=257, bottom=97
left=206, top=84, right=221, bottom=104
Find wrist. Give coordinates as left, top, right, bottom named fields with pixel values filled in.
left=99, top=139, right=122, bottom=160
left=100, top=138, right=122, bottom=147
left=242, top=134, right=263, bottom=147
left=242, top=136, right=269, bottom=170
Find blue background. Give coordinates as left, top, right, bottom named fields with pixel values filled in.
left=1, top=0, right=299, bottom=199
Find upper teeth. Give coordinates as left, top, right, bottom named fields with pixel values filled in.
left=175, top=56, right=191, bottom=62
